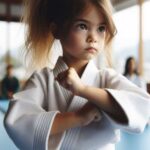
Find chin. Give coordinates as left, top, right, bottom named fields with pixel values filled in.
left=82, top=55, right=95, bottom=61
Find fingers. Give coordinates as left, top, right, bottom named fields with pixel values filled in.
left=55, top=68, right=74, bottom=91
left=55, top=70, right=68, bottom=82
left=55, top=68, right=74, bottom=82
left=94, top=109, right=102, bottom=122
left=85, top=103, right=102, bottom=122
left=82, top=102, right=102, bottom=122
left=83, top=102, right=96, bottom=109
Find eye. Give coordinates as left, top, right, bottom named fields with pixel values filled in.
left=77, top=23, right=88, bottom=30
left=98, top=25, right=106, bottom=33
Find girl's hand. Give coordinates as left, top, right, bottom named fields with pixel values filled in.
left=56, top=67, right=85, bottom=95
left=76, top=102, right=102, bottom=126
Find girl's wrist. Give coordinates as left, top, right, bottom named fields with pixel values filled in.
left=77, top=85, right=88, bottom=97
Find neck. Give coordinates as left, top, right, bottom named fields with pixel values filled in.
left=128, top=71, right=134, bottom=76
left=62, top=56, right=89, bottom=76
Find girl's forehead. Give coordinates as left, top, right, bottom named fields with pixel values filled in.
left=75, top=3, right=105, bottom=24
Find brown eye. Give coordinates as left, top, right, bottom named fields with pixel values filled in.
left=78, top=24, right=87, bottom=30
left=98, top=25, right=106, bottom=33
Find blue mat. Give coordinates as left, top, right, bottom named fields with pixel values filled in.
left=0, top=112, right=18, bottom=150
left=0, top=100, right=9, bottom=113
left=116, top=126, right=150, bottom=150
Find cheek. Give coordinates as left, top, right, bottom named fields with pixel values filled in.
left=67, top=33, right=84, bottom=46
left=99, top=38, right=105, bottom=49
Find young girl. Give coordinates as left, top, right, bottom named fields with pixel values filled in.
left=4, top=0, right=150, bottom=150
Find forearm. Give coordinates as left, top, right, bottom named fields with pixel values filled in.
left=51, top=112, right=82, bottom=136
left=79, top=86, right=127, bottom=123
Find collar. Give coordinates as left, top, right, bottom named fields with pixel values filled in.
left=53, top=57, right=100, bottom=112
left=54, top=56, right=99, bottom=85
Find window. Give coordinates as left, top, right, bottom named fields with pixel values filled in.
left=143, top=1, right=150, bottom=82
left=0, top=21, right=26, bottom=80
left=113, top=1, right=150, bottom=82
left=113, top=6, right=139, bottom=74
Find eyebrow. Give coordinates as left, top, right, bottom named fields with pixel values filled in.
left=74, top=18, right=106, bottom=26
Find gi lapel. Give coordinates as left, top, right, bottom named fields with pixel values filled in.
left=67, top=60, right=100, bottom=112
left=53, top=57, right=73, bottom=111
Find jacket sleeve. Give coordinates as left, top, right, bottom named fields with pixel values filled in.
left=4, top=71, right=59, bottom=150
left=138, top=76, right=147, bottom=90
left=101, top=68, right=150, bottom=133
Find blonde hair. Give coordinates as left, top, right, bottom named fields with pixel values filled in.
left=23, top=0, right=116, bottom=70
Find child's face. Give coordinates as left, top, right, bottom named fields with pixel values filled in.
left=60, top=3, right=106, bottom=62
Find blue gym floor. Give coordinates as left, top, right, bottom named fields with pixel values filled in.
left=0, top=100, right=18, bottom=150
left=0, top=100, right=150, bottom=150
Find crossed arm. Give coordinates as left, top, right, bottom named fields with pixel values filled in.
left=51, top=67, right=127, bottom=136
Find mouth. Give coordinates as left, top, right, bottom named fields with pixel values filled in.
left=85, top=47, right=97, bottom=53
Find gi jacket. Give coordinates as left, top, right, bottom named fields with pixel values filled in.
left=4, top=57, right=150, bottom=150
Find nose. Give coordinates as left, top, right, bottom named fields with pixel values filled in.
left=86, top=31, right=98, bottom=43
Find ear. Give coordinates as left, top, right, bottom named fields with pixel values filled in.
left=50, top=23, right=60, bottom=39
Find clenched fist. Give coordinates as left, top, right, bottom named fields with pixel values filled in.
left=56, top=67, right=85, bottom=95
left=76, top=102, right=102, bottom=126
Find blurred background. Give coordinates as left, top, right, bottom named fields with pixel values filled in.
left=0, top=0, right=150, bottom=89
left=0, top=0, right=150, bottom=150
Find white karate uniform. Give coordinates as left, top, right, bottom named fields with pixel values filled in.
left=4, top=57, right=150, bottom=150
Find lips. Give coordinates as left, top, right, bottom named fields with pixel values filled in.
left=85, top=47, right=97, bottom=53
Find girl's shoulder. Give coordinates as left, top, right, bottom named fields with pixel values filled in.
left=22, top=67, right=54, bottom=90
left=98, top=67, right=125, bottom=82
left=28, top=67, right=54, bottom=83
left=34, top=67, right=53, bottom=75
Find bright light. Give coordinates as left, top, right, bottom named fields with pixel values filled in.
left=113, top=5, right=139, bottom=51
left=0, top=21, right=25, bottom=56
left=143, top=1, right=150, bottom=40
left=0, top=21, right=7, bottom=55
left=10, top=22, right=25, bottom=51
